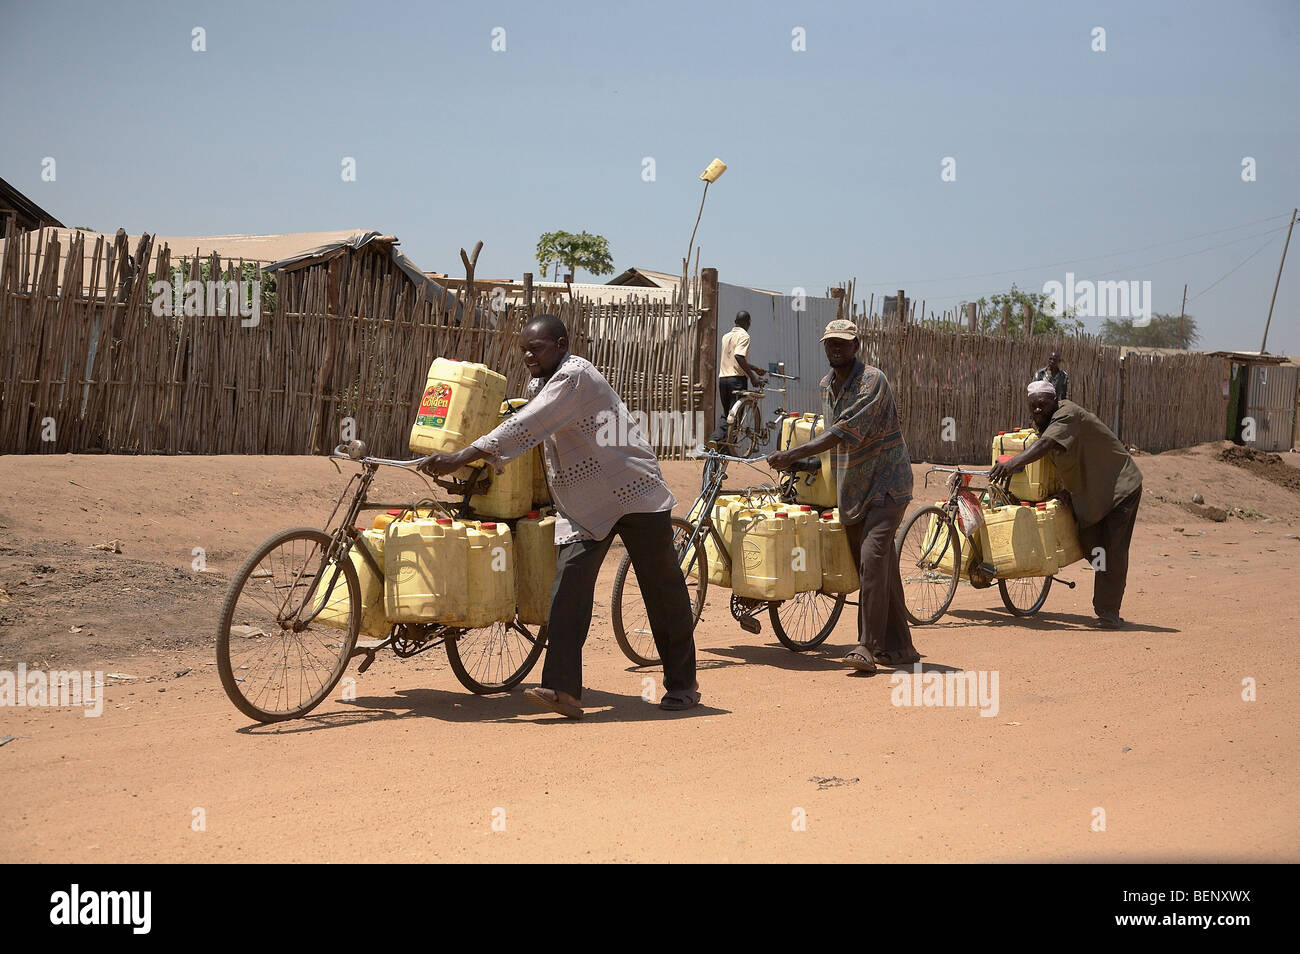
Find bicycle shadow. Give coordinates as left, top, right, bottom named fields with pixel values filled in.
left=943, top=608, right=1180, bottom=634
left=237, top=685, right=729, bottom=733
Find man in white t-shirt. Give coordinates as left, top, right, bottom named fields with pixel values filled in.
left=709, top=311, right=767, bottom=443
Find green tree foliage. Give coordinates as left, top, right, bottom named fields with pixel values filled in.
left=535, top=230, right=614, bottom=281
left=972, top=284, right=1086, bottom=336
left=1099, top=313, right=1200, bottom=349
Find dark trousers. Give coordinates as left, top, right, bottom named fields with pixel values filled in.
left=541, top=509, right=697, bottom=700
left=1077, top=486, right=1142, bottom=620
left=843, top=499, right=917, bottom=659
left=709, top=375, right=748, bottom=442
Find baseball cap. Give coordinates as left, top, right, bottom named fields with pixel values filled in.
left=821, top=319, right=858, bottom=341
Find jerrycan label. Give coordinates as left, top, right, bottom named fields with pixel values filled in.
left=742, top=539, right=762, bottom=571
left=415, top=383, right=453, bottom=428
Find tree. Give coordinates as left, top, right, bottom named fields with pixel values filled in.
left=972, top=283, right=1086, bottom=336
left=535, top=230, right=613, bottom=281
left=1099, top=313, right=1200, bottom=349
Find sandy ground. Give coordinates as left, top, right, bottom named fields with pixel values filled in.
left=1, top=443, right=1297, bottom=863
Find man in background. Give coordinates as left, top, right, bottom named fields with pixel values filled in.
left=1032, top=351, right=1069, bottom=401
left=710, top=311, right=767, bottom=443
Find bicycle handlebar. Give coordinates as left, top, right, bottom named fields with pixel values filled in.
left=331, top=442, right=433, bottom=471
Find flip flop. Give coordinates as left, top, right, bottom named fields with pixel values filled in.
left=835, top=650, right=877, bottom=672
left=523, top=687, right=583, bottom=719
left=659, top=688, right=701, bottom=711
left=874, top=650, right=921, bottom=667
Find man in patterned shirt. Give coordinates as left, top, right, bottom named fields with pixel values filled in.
left=419, top=315, right=699, bottom=718
left=766, top=319, right=918, bottom=672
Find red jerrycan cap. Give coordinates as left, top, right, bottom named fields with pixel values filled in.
left=997, top=454, right=1012, bottom=463
left=480, top=522, right=497, bottom=529
left=435, top=517, right=453, bottom=525
left=525, top=510, right=540, bottom=518
left=1036, top=502, right=1047, bottom=510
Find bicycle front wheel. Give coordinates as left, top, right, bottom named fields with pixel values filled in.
left=724, top=400, right=764, bottom=458
left=217, top=527, right=359, bottom=723
left=896, top=506, right=961, bottom=625
left=445, top=619, right=547, bottom=694
left=611, top=516, right=708, bottom=666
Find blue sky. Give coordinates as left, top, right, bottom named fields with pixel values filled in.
left=2, top=0, right=1297, bottom=352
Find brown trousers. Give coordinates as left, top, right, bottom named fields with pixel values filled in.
left=843, top=499, right=917, bottom=659
left=1076, top=486, right=1142, bottom=621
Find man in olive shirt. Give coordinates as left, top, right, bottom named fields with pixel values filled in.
left=990, top=381, right=1143, bottom=628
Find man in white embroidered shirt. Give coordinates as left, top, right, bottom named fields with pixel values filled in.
left=418, top=315, right=700, bottom=719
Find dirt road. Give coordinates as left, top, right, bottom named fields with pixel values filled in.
left=2, top=444, right=1297, bottom=862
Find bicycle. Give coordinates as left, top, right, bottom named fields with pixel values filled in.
left=610, top=447, right=846, bottom=665
left=720, top=371, right=798, bottom=458
left=215, top=440, right=548, bottom=723
left=894, top=465, right=1076, bottom=625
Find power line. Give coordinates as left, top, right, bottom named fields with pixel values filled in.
left=1186, top=232, right=1282, bottom=304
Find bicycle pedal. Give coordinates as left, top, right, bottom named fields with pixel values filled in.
left=738, top=615, right=762, bottom=635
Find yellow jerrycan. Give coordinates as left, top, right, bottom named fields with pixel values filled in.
left=315, top=529, right=389, bottom=638
left=515, top=510, right=557, bottom=625
left=976, top=504, right=1046, bottom=579
left=732, top=509, right=796, bottom=601
left=409, top=359, right=507, bottom=476
left=819, top=509, right=859, bottom=594
left=756, top=502, right=821, bottom=592
left=385, top=517, right=468, bottom=623
left=1044, top=498, right=1085, bottom=567
left=991, top=429, right=1059, bottom=503
left=926, top=503, right=976, bottom=579
left=790, top=413, right=837, bottom=508
left=470, top=399, right=535, bottom=519
left=1032, top=502, right=1060, bottom=577
left=458, top=521, right=516, bottom=628
left=699, top=494, right=745, bottom=587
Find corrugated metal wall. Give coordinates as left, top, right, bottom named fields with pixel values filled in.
left=1245, top=363, right=1299, bottom=451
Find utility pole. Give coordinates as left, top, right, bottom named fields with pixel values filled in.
left=1261, top=207, right=1297, bottom=354
left=1178, top=282, right=1187, bottom=349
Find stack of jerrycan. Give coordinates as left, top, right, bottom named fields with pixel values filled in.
left=778, top=413, right=837, bottom=508
left=470, top=399, right=535, bottom=519
left=991, top=428, right=1059, bottom=502
left=752, top=501, right=821, bottom=592
left=976, top=503, right=1047, bottom=579
left=731, top=509, right=796, bottom=601
left=410, top=358, right=506, bottom=480
left=514, top=510, right=557, bottom=626
left=315, top=528, right=390, bottom=639
left=818, top=509, right=859, bottom=594
left=924, top=505, right=978, bottom=579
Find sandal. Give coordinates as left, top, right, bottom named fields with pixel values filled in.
left=873, top=650, right=921, bottom=667
left=659, top=688, right=701, bottom=711
left=523, top=687, right=583, bottom=719
left=835, top=650, right=877, bottom=672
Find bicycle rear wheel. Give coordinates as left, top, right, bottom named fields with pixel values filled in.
left=611, top=516, right=708, bottom=666
left=445, top=619, right=547, bottom=694
left=217, top=527, right=359, bottom=723
left=769, top=591, right=846, bottom=651
left=895, top=506, right=961, bottom=625
left=998, top=576, right=1052, bottom=616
